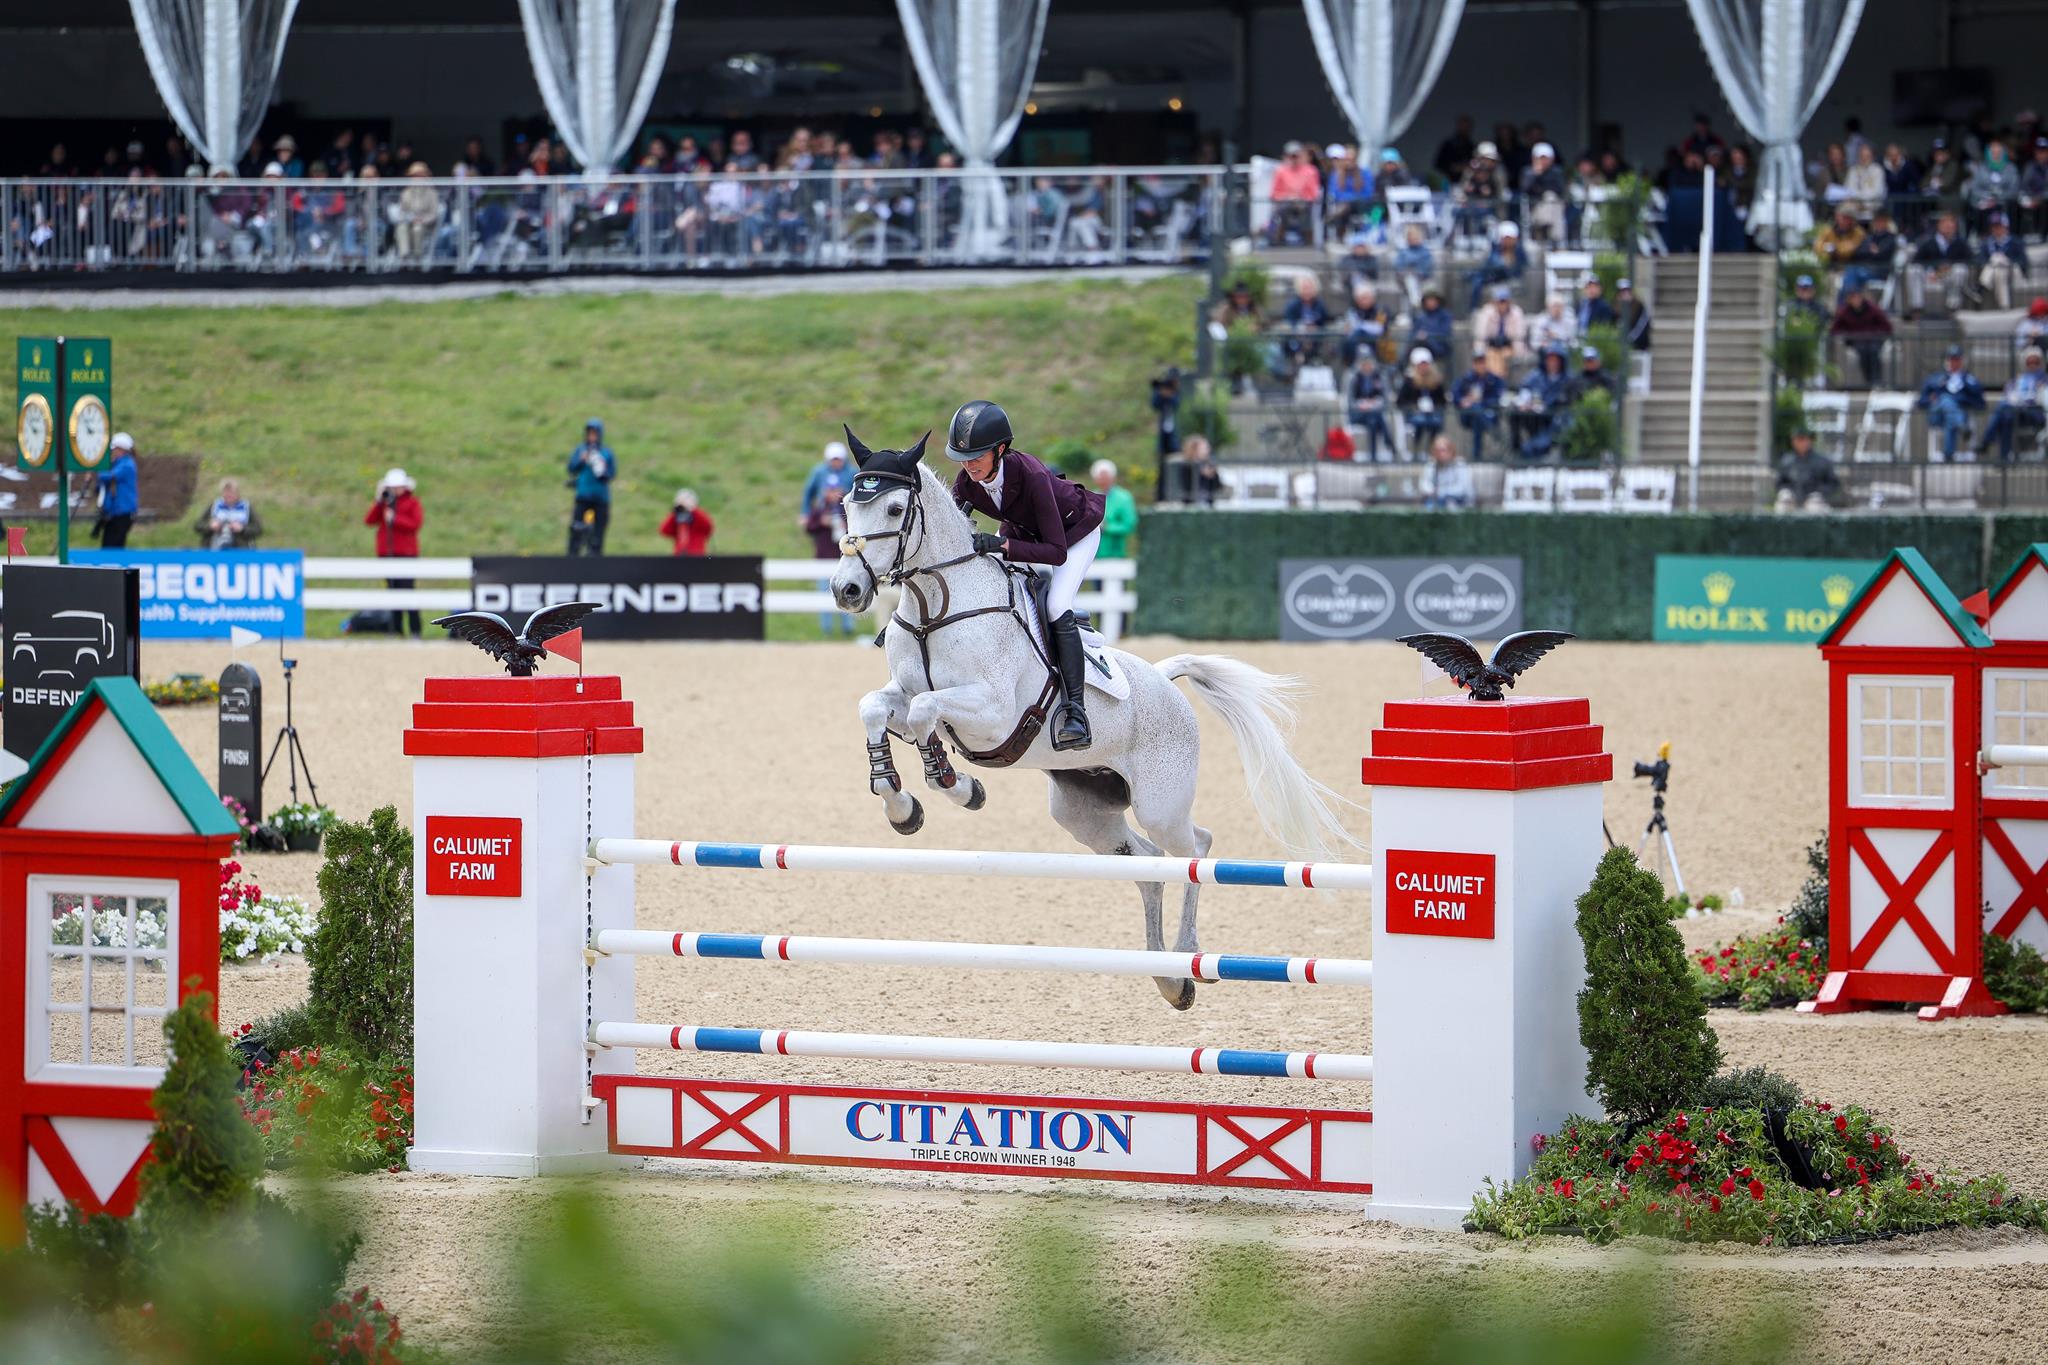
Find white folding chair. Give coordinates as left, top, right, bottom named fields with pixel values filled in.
left=1217, top=466, right=1290, bottom=509
left=1802, top=391, right=1851, bottom=457
left=1555, top=468, right=1615, bottom=512
left=1853, top=392, right=1915, bottom=463
left=1293, top=365, right=1339, bottom=401
left=1383, top=186, right=1444, bottom=249
left=1617, top=467, right=1676, bottom=514
left=1923, top=465, right=1982, bottom=509
left=1501, top=467, right=1556, bottom=512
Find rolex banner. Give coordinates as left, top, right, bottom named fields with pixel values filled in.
left=1652, top=555, right=1882, bottom=644
left=470, top=556, right=765, bottom=641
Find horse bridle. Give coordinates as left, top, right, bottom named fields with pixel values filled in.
left=839, top=469, right=930, bottom=586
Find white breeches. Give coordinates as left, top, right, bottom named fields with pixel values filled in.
left=1044, top=527, right=1101, bottom=621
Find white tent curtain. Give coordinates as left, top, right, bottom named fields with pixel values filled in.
left=128, top=0, right=300, bottom=172
left=518, top=0, right=678, bottom=171
left=1300, top=0, right=1466, bottom=161
left=1685, top=0, right=1866, bottom=237
left=896, top=0, right=1051, bottom=255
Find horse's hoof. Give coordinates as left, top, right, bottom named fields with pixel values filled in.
left=890, top=798, right=925, bottom=837
left=964, top=778, right=987, bottom=811
left=1156, top=977, right=1196, bottom=1011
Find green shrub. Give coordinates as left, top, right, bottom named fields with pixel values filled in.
left=1470, top=1099, right=2048, bottom=1245
left=1590, top=250, right=1630, bottom=300
left=1594, top=174, right=1653, bottom=252
left=1220, top=257, right=1271, bottom=308
left=1220, top=322, right=1267, bottom=385
left=1692, top=921, right=1827, bottom=1010
left=1770, top=311, right=1828, bottom=388
left=1786, top=834, right=1831, bottom=949
left=1983, top=929, right=2048, bottom=1012
left=242, top=1044, right=415, bottom=1173
left=1038, top=438, right=1098, bottom=480
left=1559, top=388, right=1620, bottom=463
left=1575, top=846, right=1722, bottom=1124
left=1582, top=320, right=1626, bottom=379
left=1771, top=384, right=1808, bottom=452
left=240, top=999, right=326, bottom=1054
left=310, top=805, right=414, bottom=1062
left=1696, top=1066, right=1806, bottom=1114
left=1182, top=379, right=1237, bottom=452
left=146, top=986, right=264, bottom=1219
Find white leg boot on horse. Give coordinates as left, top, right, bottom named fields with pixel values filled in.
left=830, top=428, right=1357, bottom=1006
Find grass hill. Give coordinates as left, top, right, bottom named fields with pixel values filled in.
left=3, top=275, right=1201, bottom=568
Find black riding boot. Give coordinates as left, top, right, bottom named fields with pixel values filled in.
left=1050, top=611, right=1092, bottom=751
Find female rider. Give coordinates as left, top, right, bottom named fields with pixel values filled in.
left=945, top=399, right=1104, bottom=751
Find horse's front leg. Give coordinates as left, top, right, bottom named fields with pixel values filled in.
left=904, top=684, right=1006, bottom=768
left=916, top=731, right=987, bottom=813
left=858, top=683, right=924, bottom=836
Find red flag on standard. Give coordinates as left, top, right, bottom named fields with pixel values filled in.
left=550, top=627, right=584, bottom=665
left=5, top=527, right=24, bottom=558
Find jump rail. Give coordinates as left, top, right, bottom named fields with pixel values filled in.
left=590, top=1022, right=1375, bottom=1081
left=1985, top=744, right=2048, bottom=768
left=592, top=929, right=1373, bottom=986
left=589, top=838, right=1371, bottom=890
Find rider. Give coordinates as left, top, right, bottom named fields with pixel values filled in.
left=945, top=399, right=1105, bottom=751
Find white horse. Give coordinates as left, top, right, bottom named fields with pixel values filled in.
left=828, top=428, right=1355, bottom=1009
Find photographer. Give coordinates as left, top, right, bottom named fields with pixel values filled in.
left=658, top=488, right=716, bottom=555
left=566, top=417, right=616, bottom=555
left=1149, top=367, right=1181, bottom=499
left=365, top=468, right=425, bottom=636
left=95, top=431, right=139, bottom=548
left=194, top=478, right=261, bottom=550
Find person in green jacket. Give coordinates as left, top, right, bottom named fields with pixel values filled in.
left=1090, top=459, right=1139, bottom=559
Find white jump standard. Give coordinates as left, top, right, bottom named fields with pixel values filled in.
left=408, top=674, right=1610, bottom=1225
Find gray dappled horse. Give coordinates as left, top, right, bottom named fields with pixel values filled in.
left=829, top=428, right=1355, bottom=1009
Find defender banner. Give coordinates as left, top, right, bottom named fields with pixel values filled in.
left=470, top=556, right=765, bottom=641
left=2, top=564, right=140, bottom=761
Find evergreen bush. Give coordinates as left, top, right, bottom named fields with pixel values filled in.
left=1786, top=834, right=1830, bottom=949
left=1696, top=1065, right=1806, bottom=1115
left=1983, top=929, right=2048, bottom=1012
left=144, top=985, right=264, bottom=1220
left=1575, top=846, right=1723, bottom=1124
left=310, top=805, right=415, bottom=1061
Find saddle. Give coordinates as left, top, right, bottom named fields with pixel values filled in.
left=881, top=563, right=1113, bottom=770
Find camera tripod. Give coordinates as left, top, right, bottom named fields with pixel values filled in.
left=1632, top=744, right=1686, bottom=901
left=261, top=655, right=320, bottom=807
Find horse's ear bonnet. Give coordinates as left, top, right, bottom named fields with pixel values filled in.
left=845, top=425, right=929, bottom=504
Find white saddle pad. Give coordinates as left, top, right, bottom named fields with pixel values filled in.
left=1019, top=585, right=1129, bottom=703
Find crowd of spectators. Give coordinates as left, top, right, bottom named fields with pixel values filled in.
left=12, top=122, right=1212, bottom=270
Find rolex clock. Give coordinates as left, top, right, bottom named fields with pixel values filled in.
left=68, top=392, right=111, bottom=467
left=17, top=392, right=52, bottom=467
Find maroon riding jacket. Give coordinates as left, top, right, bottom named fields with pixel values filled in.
left=951, top=450, right=1105, bottom=567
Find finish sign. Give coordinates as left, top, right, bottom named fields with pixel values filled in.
left=424, top=816, right=524, bottom=897
left=1383, top=849, right=1496, bottom=939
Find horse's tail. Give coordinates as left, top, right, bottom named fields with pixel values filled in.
left=1156, top=654, right=1361, bottom=862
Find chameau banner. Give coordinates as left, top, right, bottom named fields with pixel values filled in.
left=1652, top=555, right=1881, bottom=644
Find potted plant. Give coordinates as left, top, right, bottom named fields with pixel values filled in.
left=1560, top=388, right=1621, bottom=463
left=269, top=801, right=336, bottom=854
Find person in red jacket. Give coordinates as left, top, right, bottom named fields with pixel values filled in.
left=658, top=488, right=715, bottom=555
left=365, top=468, right=425, bottom=636
left=947, top=399, right=1105, bottom=751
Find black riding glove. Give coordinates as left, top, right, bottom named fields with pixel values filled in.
left=972, top=532, right=1005, bottom=557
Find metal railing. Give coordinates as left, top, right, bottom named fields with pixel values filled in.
left=1167, top=455, right=2048, bottom=513
left=0, top=167, right=1227, bottom=276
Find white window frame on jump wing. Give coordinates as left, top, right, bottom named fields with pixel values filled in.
left=1847, top=674, right=1954, bottom=810
left=1983, top=668, right=2048, bottom=796
left=24, top=875, right=178, bottom=1090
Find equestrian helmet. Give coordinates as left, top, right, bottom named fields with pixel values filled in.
left=946, top=400, right=1012, bottom=460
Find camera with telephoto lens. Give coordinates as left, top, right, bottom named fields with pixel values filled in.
left=1151, top=367, right=1181, bottom=395
left=1632, top=741, right=1672, bottom=791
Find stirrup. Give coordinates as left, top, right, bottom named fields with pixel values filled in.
left=1051, top=702, right=1092, bottom=752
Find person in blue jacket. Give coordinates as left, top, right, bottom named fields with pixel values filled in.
left=95, top=431, right=140, bottom=547
left=1916, top=346, right=1987, bottom=461
left=567, top=417, right=615, bottom=554
left=1451, top=353, right=1506, bottom=459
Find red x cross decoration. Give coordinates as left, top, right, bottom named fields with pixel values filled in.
left=1846, top=828, right=1957, bottom=972
left=677, top=1086, right=782, bottom=1157
left=1203, top=1113, right=1310, bottom=1184
left=1983, top=820, right=2048, bottom=940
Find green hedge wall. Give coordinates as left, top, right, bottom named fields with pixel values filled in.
left=1132, top=510, right=2048, bottom=640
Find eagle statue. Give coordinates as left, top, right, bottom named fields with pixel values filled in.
left=432, top=601, right=602, bottom=677
left=1395, top=630, right=1576, bottom=702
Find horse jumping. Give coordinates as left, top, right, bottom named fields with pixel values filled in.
left=828, top=428, right=1355, bottom=1010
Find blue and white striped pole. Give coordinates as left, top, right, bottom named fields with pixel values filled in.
left=590, top=1021, right=1374, bottom=1081
left=592, top=929, right=1372, bottom=987
left=588, top=838, right=1370, bottom=891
